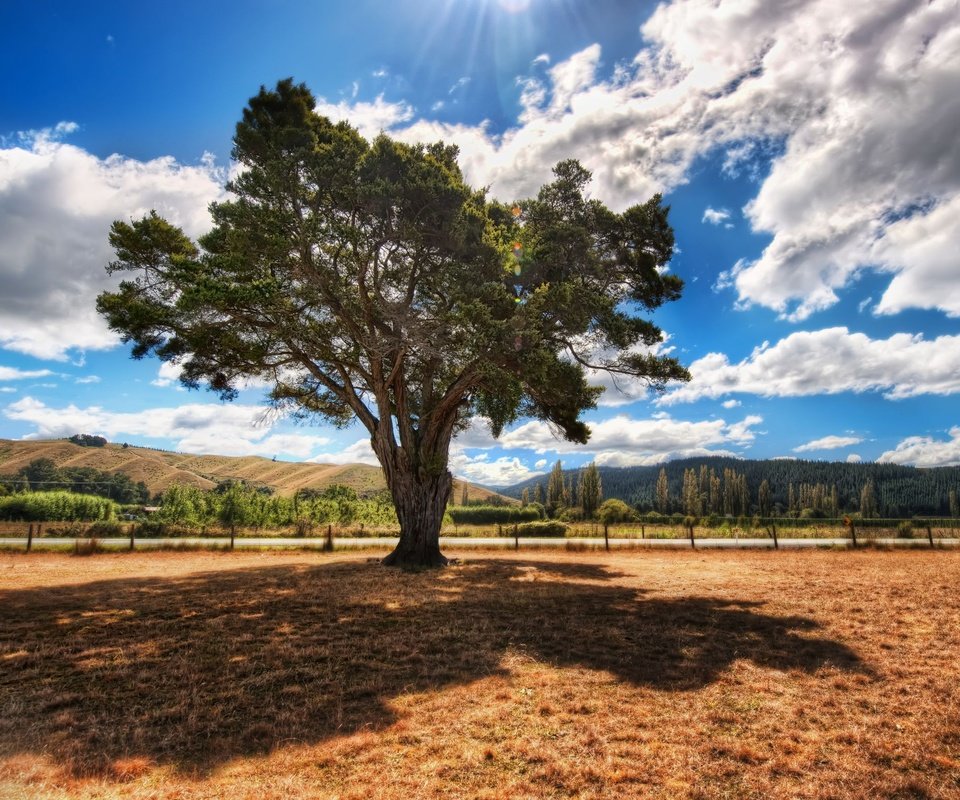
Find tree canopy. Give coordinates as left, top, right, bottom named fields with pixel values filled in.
left=98, top=78, right=689, bottom=566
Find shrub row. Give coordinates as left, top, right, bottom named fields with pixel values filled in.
left=0, top=491, right=118, bottom=522
left=448, top=505, right=542, bottom=525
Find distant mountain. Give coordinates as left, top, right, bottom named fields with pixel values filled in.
left=501, top=456, right=960, bottom=517
left=0, top=439, right=508, bottom=502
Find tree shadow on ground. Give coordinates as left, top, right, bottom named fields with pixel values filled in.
left=0, top=558, right=867, bottom=777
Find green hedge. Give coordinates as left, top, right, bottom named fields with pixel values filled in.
left=514, top=521, right=568, bottom=537
left=0, top=491, right=118, bottom=522
left=448, top=505, right=541, bottom=525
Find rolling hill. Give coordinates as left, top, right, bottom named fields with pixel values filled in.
left=0, top=439, right=508, bottom=502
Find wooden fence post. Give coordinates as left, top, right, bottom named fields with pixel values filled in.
left=27, top=523, right=33, bottom=553
left=129, top=523, right=135, bottom=552
left=850, top=523, right=857, bottom=548
left=771, top=523, right=779, bottom=550
left=604, top=523, right=609, bottom=552
left=689, top=523, right=695, bottom=549
left=927, top=525, right=934, bottom=548
left=514, top=524, right=519, bottom=551
left=641, top=524, right=645, bottom=539
left=324, top=524, right=334, bottom=552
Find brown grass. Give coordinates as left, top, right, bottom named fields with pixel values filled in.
left=0, top=550, right=958, bottom=799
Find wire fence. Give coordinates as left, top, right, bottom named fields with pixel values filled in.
left=2, top=516, right=959, bottom=552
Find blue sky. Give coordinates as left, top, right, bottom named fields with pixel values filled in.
left=1, top=0, right=959, bottom=486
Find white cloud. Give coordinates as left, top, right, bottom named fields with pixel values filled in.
left=846, top=453, right=862, bottom=463
left=721, top=399, right=741, bottom=409
left=534, top=458, right=547, bottom=469
left=5, top=1, right=953, bottom=376
left=495, top=412, right=763, bottom=467
left=450, top=452, right=543, bottom=487
left=872, top=193, right=960, bottom=317
left=0, top=366, right=53, bottom=381
left=662, top=328, right=960, bottom=404
left=315, top=1, right=959, bottom=320
left=0, top=125, right=225, bottom=360
left=308, top=438, right=379, bottom=466
left=312, top=94, right=415, bottom=142
left=4, top=396, right=329, bottom=459
left=793, top=434, right=862, bottom=453
left=702, top=207, right=730, bottom=225
left=448, top=77, right=471, bottom=94
left=531, top=53, right=550, bottom=66
left=0, top=387, right=16, bottom=393
left=878, top=427, right=960, bottom=468
left=694, top=0, right=960, bottom=320
left=151, top=361, right=185, bottom=388
left=74, top=375, right=101, bottom=385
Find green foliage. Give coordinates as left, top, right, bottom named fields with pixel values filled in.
left=96, top=79, right=688, bottom=562
left=578, top=462, right=602, bottom=518
left=557, top=506, right=584, bottom=522
left=448, top=505, right=541, bottom=525
left=860, top=480, right=878, bottom=519
left=156, top=481, right=399, bottom=529
left=597, top=498, right=635, bottom=525
left=0, top=491, right=118, bottom=522
left=655, top=467, right=669, bottom=513
left=504, top=456, right=960, bottom=519
left=0, top=458, right=149, bottom=504
left=515, top=520, right=568, bottom=537
left=68, top=434, right=108, bottom=447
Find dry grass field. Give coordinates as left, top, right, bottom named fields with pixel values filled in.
left=0, top=439, right=505, bottom=501
left=0, top=549, right=958, bottom=799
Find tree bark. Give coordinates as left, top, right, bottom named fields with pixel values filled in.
left=382, top=466, right=453, bottom=568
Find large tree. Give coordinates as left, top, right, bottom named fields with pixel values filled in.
left=98, top=79, right=688, bottom=566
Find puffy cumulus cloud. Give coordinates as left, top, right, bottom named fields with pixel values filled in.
left=721, top=399, right=741, bottom=409
left=661, top=328, right=960, bottom=404
left=312, top=95, right=415, bottom=142
left=872, top=193, right=960, bottom=317
left=702, top=0, right=960, bottom=320
left=0, top=126, right=225, bottom=360
left=793, top=435, right=862, bottom=453
left=449, top=452, right=544, bottom=487
left=846, top=453, right=862, bottom=463
left=319, top=1, right=958, bottom=319
left=494, top=413, right=763, bottom=467
left=151, top=361, right=185, bottom=388
left=308, top=438, right=380, bottom=467
left=3, top=396, right=329, bottom=459
left=877, top=427, right=960, bottom=468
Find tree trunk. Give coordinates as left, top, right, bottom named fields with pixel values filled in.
left=382, top=467, right=452, bottom=568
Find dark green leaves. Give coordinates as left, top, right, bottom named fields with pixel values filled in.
left=98, top=79, right=689, bottom=459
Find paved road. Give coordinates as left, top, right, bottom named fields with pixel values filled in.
left=2, top=536, right=957, bottom=550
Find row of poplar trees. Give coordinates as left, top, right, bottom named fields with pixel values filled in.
left=520, top=460, right=603, bottom=519
left=662, top=466, right=891, bottom=519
